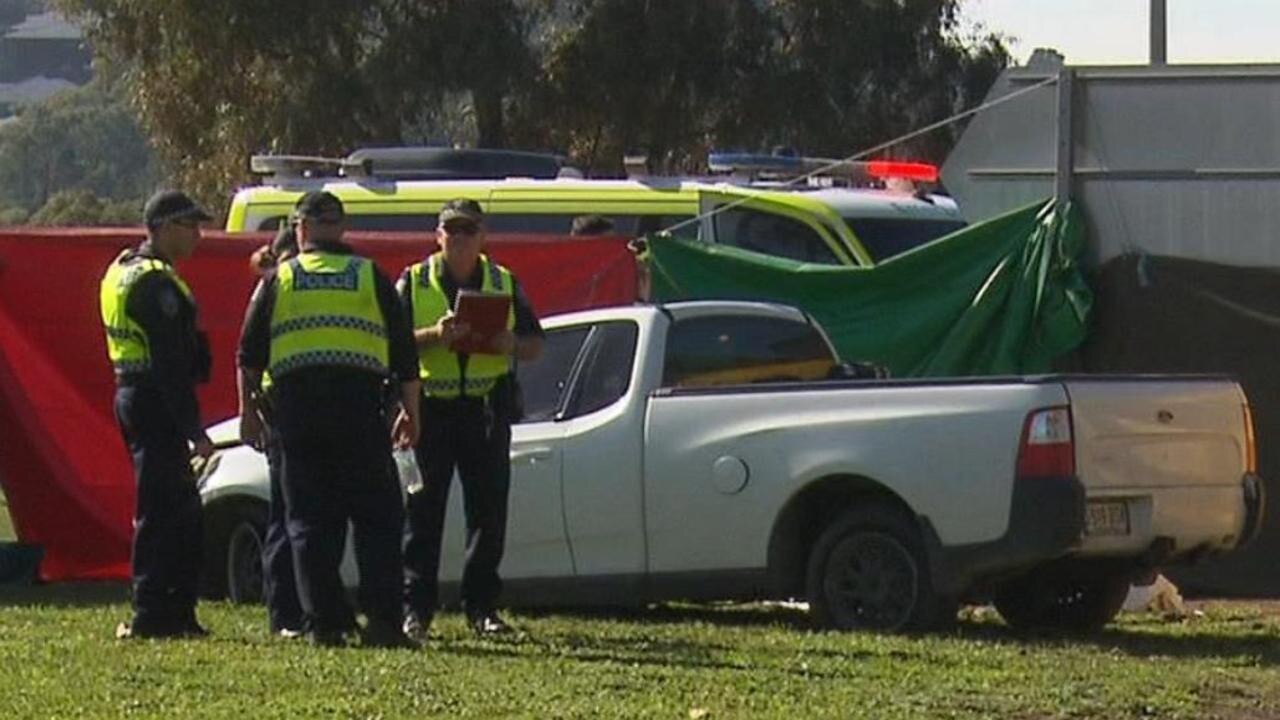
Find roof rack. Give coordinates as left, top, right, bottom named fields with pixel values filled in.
left=249, top=147, right=568, bottom=181
left=249, top=154, right=371, bottom=179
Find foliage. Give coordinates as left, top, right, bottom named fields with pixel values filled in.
left=50, top=0, right=1011, bottom=210
left=0, top=77, right=156, bottom=224
left=765, top=0, right=1010, bottom=163
left=25, top=189, right=138, bottom=226
left=52, top=0, right=537, bottom=210
left=0, top=595, right=1279, bottom=718
left=515, top=0, right=775, bottom=174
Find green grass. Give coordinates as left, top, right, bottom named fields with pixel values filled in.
left=0, top=595, right=1277, bottom=719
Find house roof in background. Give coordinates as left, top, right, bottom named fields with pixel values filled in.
left=5, top=11, right=83, bottom=41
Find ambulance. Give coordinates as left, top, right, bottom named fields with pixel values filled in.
left=226, top=147, right=965, bottom=266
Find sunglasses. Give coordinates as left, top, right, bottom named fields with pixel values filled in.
left=442, top=220, right=480, bottom=235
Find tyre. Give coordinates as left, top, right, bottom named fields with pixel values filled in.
left=805, top=502, right=956, bottom=632
left=994, top=564, right=1131, bottom=633
left=202, top=501, right=267, bottom=603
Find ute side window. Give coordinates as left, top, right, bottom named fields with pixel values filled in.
left=516, top=326, right=590, bottom=422
left=563, top=321, right=639, bottom=419
left=713, top=208, right=841, bottom=265
left=661, top=315, right=837, bottom=388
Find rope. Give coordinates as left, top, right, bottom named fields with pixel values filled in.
left=659, top=74, right=1061, bottom=237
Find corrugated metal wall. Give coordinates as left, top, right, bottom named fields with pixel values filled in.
left=944, top=54, right=1280, bottom=268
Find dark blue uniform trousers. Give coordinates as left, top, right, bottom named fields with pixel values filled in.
left=113, top=384, right=202, bottom=632
left=274, top=373, right=403, bottom=635
left=262, top=434, right=302, bottom=633
left=404, top=395, right=512, bottom=619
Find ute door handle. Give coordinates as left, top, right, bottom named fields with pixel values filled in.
left=511, top=447, right=554, bottom=466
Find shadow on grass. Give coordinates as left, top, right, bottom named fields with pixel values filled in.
left=518, top=602, right=812, bottom=630
left=435, top=629, right=874, bottom=679
left=953, top=614, right=1280, bottom=666
left=522, top=602, right=1280, bottom=667
left=0, top=581, right=128, bottom=608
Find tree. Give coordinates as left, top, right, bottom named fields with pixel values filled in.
left=51, top=0, right=1008, bottom=203
left=765, top=0, right=1010, bottom=163
left=0, top=76, right=157, bottom=221
left=26, top=188, right=138, bottom=226
left=53, top=0, right=540, bottom=211
left=514, top=0, right=775, bottom=174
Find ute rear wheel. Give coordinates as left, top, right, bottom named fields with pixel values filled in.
left=994, top=564, right=1130, bottom=633
left=806, top=503, right=956, bottom=632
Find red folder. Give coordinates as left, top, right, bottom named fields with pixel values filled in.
left=451, top=290, right=511, bottom=354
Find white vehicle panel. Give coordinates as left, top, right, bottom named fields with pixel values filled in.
left=1069, top=379, right=1247, bottom=490
left=642, top=381, right=1068, bottom=573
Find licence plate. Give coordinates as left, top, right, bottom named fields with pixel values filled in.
left=1085, top=500, right=1130, bottom=536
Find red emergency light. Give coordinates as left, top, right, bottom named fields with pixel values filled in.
left=866, top=161, right=939, bottom=183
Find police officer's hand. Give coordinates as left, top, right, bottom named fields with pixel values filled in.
left=489, top=329, right=517, bottom=356
left=436, top=314, right=470, bottom=346
left=392, top=407, right=419, bottom=449
left=240, top=410, right=266, bottom=453
left=192, top=434, right=215, bottom=460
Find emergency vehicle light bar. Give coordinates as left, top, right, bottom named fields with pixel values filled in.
left=249, top=154, right=372, bottom=179
left=707, top=153, right=938, bottom=184
left=866, top=161, right=939, bottom=183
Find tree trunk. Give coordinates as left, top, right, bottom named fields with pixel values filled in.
left=473, top=86, right=506, bottom=149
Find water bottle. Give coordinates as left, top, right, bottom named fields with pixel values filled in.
left=393, top=448, right=424, bottom=495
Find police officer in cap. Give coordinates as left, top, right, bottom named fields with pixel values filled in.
left=237, top=191, right=420, bottom=648
left=100, top=189, right=214, bottom=639
left=400, top=198, right=543, bottom=637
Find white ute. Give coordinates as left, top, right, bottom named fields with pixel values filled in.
left=198, top=301, right=1263, bottom=632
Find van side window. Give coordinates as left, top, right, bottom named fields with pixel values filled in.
left=256, top=214, right=440, bottom=232
left=258, top=212, right=698, bottom=235
left=516, top=326, right=591, bottom=422
left=844, top=217, right=967, bottom=263
left=713, top=208, right=841, bottom=264
left=661, top=315, right=837, bottom=388
left=564, top=322, right=639, bottom=418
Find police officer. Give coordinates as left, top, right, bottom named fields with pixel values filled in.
left=100, top=189, right=214, bottom=639
left=400, top=198, right=544, bottom=637
left=237, top=191, right=420, bottom=648
left=249, top=226, right=304, bottom=638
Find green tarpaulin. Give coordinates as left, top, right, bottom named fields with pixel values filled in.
left=648, top=199, right=1092, bottom=377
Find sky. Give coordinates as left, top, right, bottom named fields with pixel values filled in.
left=960, top=0, right=1280, bottom=65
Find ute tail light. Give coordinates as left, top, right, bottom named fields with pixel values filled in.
left=1016, top=406, right=1074, bottom=479
left=1243, top=404, right=1258, bottom=474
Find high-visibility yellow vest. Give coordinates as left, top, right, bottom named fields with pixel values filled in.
left=268, top=251, right=389, bottom=378
left=409, top=253, right=515, bottom=398
left=99, top=249, right=195, bottom=375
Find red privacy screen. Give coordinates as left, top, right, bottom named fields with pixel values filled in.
left=0, top=228, right=636, bottom=581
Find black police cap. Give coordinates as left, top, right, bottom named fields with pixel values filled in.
left=143, top=190, right=212, bottom=228
left=291, top=191, right=346, bottom=221
left=438, top=198, right=484, bottom=224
